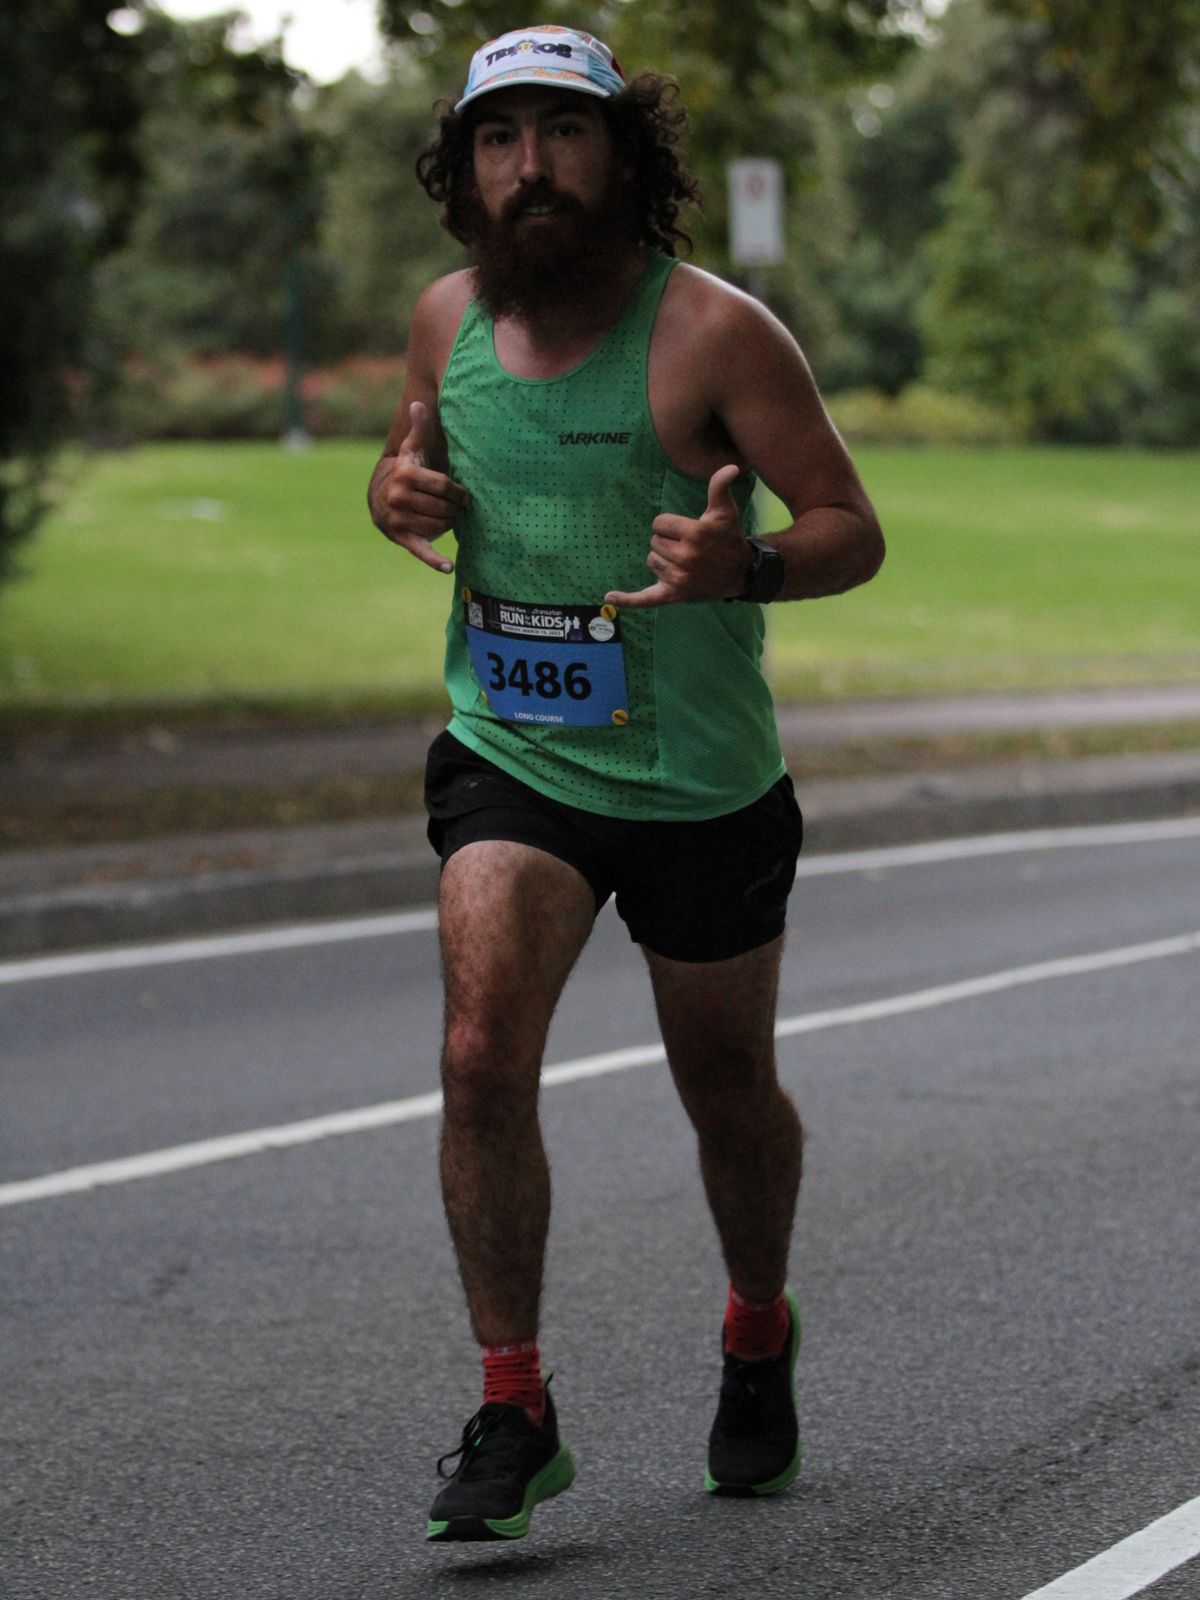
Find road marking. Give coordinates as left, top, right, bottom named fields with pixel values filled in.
left=0, top=909, right=439, bottom=987
left=1018, top=1491, right=1200, bottom=1599
left=3, top=928, right=1197, bottom=1209
left=2, top=816, right=1198, bottom=988
left=795, top=815, right=1200, bottom=877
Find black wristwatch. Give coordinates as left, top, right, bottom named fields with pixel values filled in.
left=731, top=537, right=787, bottom=604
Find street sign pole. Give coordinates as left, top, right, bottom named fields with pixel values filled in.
left=728, top=157, right=785, bottom=299
left=727, top=157, right=786, bottom=680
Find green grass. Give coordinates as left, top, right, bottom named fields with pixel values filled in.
left=2, top=441, right=1197, bottom=721
left=0, top=441, right=453, bottom=718
left=761, top=447, right=1200, bottom=698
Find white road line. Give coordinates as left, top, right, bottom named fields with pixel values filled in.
left=0, top=908, right=439, bottom=987
left=795, top=815, right=1200, bottom=877
left=2, top=815, right=1198, bottom=988
left=1018, top=1491, right=1200, bottom=1599
left=3, top=928, right=1197, bottom=1210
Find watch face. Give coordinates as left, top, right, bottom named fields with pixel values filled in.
left=746, top=540, right=786, bottom=603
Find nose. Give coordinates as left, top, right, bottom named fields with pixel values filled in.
left=516, top=128, right=550, bottom=184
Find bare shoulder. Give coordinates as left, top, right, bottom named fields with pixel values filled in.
left=654, top=262, right=821, bottom=422
left=658, top=262, right=800, bottom=360
left=409, top=269, right=476, bottom=384
left=650, top=260, right=830, bottom=479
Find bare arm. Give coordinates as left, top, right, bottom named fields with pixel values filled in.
left=367, top=275, right=472, bottom=575
left=607, top=280, right=884, bottom=609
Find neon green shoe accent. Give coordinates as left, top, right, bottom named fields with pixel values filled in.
left=482, top=1444, right=576, bottom=1537
left=424, top=1443, right=575, bottom=1541
left=704, top=1446, right=801, bottom=1497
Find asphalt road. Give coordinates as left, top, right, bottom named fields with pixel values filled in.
left=3, top=818, right=1199, bottom=1600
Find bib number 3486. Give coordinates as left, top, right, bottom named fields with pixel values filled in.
left=484, top=654, right=591, bottom=702
left=463, top=588, right=629, bottom=728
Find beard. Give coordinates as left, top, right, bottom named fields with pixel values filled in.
left=464, top=174, right=638, bottom=324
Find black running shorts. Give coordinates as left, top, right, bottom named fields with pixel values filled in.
left=423, top=731, right=803, bottom=964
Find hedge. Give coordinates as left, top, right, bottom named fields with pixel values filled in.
left=104, top=354, right=407, bottom=442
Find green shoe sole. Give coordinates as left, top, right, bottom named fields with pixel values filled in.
left=704, top=1442, right=802, bottom=1497
left=426, top=1443, right=576, bottom=1542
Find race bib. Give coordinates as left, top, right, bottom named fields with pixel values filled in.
left=462, top=587, right=630, bottom=727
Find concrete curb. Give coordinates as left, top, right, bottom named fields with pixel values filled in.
left=0, top=846, right=441, bottom=959
left=3, top=750, right=1198, bottom=959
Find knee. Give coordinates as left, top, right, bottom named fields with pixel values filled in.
left=441, top=1018, right=540, bottom=1130
left=672, top=1039, right=774, bottom=1102
left=675, top=1052, right=797, bottom=1131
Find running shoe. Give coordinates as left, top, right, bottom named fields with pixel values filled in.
left=426, top=1384, right=575, bottom=1541
left=705, top=1286, right=801, bottom=1495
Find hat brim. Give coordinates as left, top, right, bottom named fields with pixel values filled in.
left=456, top=67, right=614, bottom=114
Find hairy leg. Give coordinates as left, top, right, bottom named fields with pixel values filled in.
left=438, top=840, right=596, bottom=1347
left=644, top=936, right=802, bottom=1300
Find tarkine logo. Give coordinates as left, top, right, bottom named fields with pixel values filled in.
left=559, top=431, right=632, bottom=445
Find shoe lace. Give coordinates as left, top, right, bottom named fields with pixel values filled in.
left=436, top=1405, right=526, bottom=1481
left=715, top=1356, right=778, bottom=1438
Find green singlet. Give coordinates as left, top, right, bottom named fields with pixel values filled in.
left=437, top=252, right=785, bottom=821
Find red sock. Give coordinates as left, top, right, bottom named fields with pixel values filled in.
left=481, top=1340, right=545, bottom=1427
left=723, top=1285, right=789, bottom=1361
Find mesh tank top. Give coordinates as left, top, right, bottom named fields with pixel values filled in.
left=436, top=251, right=784, bottom=820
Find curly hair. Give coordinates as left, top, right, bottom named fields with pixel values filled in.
left=415, top=72, right=700, bottom=256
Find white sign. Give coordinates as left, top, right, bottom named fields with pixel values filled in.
left=728, top=158, right=785, bottom=266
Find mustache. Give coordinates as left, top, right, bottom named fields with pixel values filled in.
left=502, top=183, right=585, bottom=225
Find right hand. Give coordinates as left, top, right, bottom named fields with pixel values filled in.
left=373, top=401, right=468, bottom=574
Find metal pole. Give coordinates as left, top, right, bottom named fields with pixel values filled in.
left=282, top=241, right=309, bottom=451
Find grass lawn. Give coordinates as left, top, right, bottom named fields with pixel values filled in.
left=762, top=447, right=1200, bottom=698
left=2, top=440, right=1197, bottom=723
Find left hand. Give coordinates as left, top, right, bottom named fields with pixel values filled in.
left=604, top=464, right=749, bottom=609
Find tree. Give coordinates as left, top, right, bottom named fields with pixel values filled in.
left=309, top=72, right=464, bottom=356
left=89, top=12, right=322, bottom=405
left=1111, top=108, right=1200, bottom=445
left=988, top=0, right=1200, bottom=244
left=921, top=173, right=1127, bottom=436
left=916, top=0, right=1199, bottom=439
left=802, top=62, right=959, bottom=394
left=0, top=0, right=146, bottom=586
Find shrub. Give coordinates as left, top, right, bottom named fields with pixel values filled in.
left=826, top=384, right=1023, bottom=446
left=302, top=357, right=405, bottom=439
left=116, top=355, right=287, bottom=441
left=106, top=354, right=407, bottom=442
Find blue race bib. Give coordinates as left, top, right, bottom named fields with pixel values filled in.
left=463, top=587, right=630, bottom=728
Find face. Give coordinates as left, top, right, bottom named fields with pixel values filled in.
left=470, top=86, right=621, bottom=229
left=463, top=85, right=637, bottom=322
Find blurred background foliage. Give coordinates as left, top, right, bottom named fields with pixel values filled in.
left=3, top=0, right=1199, bottom=588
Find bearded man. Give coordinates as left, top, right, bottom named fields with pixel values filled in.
left=367, top=25, right=885, bottom=1544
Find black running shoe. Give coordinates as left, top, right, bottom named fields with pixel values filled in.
left=705, top=1286, right=801, bottom=1496
left=425, top=1384, right=575, bottom=1542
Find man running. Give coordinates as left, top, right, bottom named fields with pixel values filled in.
left=368, top=24, right=884, bottom=1542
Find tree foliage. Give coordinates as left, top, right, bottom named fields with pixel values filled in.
left=90, top=13, right=321, bottom=418
left=988, top=0, right=1200, bottom=243
left=0, top=3, right=323, bottom=587
left=309, top=72, right=463, bottom=354
left=914, top=0, right=1200, bottom=438
left=0, top=0, right=147, bottom=585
